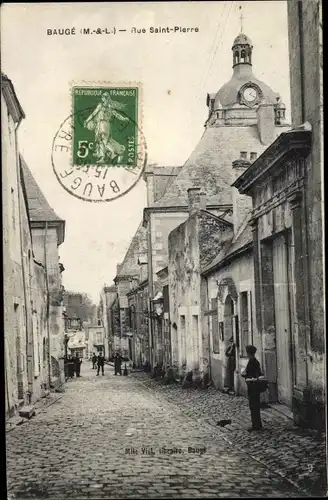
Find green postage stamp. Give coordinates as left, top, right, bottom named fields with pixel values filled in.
left=52, top=82, right=147, bottom=203
left=72, top=85, right=139, bottom=167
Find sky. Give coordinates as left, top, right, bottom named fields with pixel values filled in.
left=2, top=1, right=290, bottom=303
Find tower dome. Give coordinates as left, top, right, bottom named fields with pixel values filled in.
left=213, top=33, right=278, bottom=110
left=232, top=33, right=253, bottom=47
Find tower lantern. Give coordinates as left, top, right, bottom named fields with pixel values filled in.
left=232, top=33, right=253, bottom=67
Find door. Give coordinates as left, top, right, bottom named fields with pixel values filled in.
left=273, top=233, right=293, bottom=406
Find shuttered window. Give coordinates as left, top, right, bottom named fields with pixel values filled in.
left=239, top=291, right=253, bottom=357
left=211, top=298, right=220, bottom=353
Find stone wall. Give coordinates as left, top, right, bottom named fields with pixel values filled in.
left=206, top=250, right=255, bottom=397
left=287, top=0, right=324, bottom=427
left=149, top=212, right=188, bottom=293
left=2, top=92, right=28, bottom=415
left=168, top=211, right=232, bottom=380
left=31, top=227, right=65, bottom=379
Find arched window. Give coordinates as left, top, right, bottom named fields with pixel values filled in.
left=234, top=51, right=240, bottom=65
left=241, top=49, right=246, bottom=63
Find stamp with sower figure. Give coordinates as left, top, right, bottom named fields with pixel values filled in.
left=51, top=82, right=147, bottom=202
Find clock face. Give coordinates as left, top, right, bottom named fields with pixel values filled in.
left=243, top=86, right=258, bottom=103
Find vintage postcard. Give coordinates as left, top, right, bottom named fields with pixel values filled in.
left=2, top=1, right=325, bottom=499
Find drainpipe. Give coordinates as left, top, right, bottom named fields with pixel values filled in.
left=44, top=222, right=52, bottom=389
left=147, top=214, right=154, bottom=368
left=297, top=0, right=305, bottom=123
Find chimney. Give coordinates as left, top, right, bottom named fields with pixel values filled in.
left=231, top=157, right=253, bottom=235
left=232, top=151, right=251, bottom=177
left=257, top=100, right=275, bottom=145
left=200, top=192, right=207, bottom=210
left=143, top=164, right=155, bottom=205
left=187, top=187, right=205, bottom=215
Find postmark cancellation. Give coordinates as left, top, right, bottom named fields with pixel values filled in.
left=51, top=81, right=146, bottom=202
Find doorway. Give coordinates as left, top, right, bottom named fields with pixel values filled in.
left=272, top=232, right=294, bottom=406
left=223, top=295, right=235, bottom=391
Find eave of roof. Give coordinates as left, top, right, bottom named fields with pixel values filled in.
left=1, top=73, right=25, bottom=123
left=126, top=278, right=149, bottom=296
left=143, top=204, right=233, bottom=225
left=233, top=128, right=312, bottom=194
left=20, top=155, right=65, bottom=244
left=201, top=214, right=253, bottom=275
left=116, top=221, right=148, bottom=278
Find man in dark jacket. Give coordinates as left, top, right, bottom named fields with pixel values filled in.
left=97, top=353, right=105, bottom=376
left=225, top=337, right=236, bottom=394
left=242, top=345, right=264, bottom=432
left=114, top=352, right=122, bottom=376
left=92, top=353, right=97, bottom=369
left=74, top=356, right=82, bottom=377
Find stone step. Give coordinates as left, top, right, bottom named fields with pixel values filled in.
left=19, top=405, right=36, bottom=419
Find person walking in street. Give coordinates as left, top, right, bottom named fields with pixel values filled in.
left=67, top=355, right=74, bottom=379
left=76, top=357, right=82, bottom=377
left=71, top=355, right=77, bottom=377
left=73, top=356, right=82, bottom=377
left=114, top=352, right=123, bottom=376
left=225, top=337, right=236, bottom=394
left=241, top=345, right=266, bottom=432
left=97, top=352, right=105, bottom=376
left=92, top=353, right=97, bottom=369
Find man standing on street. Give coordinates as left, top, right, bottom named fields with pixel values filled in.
left=75, top=356, right=82, bottom=377
left=97, top=352, right=105, bottom=376
left=92, top=353, right=97, bottom=369
left=114, top=352, right=123, bottom=376
left=241, top=345, right=264, bottom=432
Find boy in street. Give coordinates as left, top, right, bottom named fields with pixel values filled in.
left=92, top=353, right=97, bottom=369
left=242, top=345, right=264, bottom=432
left=97, top=352, right=105, bottom=376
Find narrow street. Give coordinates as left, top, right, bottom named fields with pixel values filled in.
left=6, top=364, right=325, bottom=499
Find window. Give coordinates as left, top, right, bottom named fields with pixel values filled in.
left=241, top=49, right=246, bottom=62
left=192, top=315, right=199, bottom=361
left=240, top=291, right=253, bottom=357
left=211, top=298, right=220, bottom=353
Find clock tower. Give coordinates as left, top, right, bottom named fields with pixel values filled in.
left=206, top=32, right=287, bottom=137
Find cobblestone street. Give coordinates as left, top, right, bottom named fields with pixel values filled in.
left=6, top=364, right=326, bottom=499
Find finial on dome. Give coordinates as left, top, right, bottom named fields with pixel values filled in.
left=239, top=5, right=244, bottom=33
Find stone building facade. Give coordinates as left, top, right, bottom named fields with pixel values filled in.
left=85, top=323, right=105, bottom=358
left=2, top=74, right=66, bottom=417
left=166, top=32, right=289, bottom=385
left=99, top=285, right=119, bottom=359
left=102, top=13, right=324, bottom=430
left=232, top=0, right=324, bottom=429
left=21, top=158, right=66, bottom=386
left=3, top=73, right=29, bottom=415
